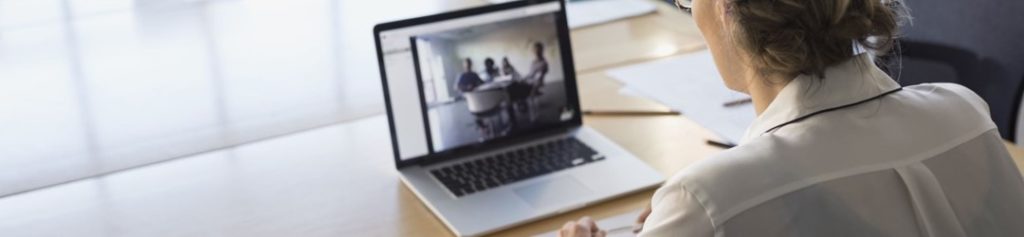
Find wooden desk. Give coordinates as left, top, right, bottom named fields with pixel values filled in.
left=1, top=1, right=1022, bottom=237
left=569, top=1, right=705, bottom=73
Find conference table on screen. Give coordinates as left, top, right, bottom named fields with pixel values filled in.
left=2, top=1, right=1023, bottom=237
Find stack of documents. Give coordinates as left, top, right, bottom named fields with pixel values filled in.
left=488, top=0, right=658, bottom=29
left=606, top=50, right=755, bottom=143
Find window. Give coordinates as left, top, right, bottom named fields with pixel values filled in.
left=0, top=0, right=458, bottom=197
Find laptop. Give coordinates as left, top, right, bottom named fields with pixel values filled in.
left=373, top=0, right=663, bottom=236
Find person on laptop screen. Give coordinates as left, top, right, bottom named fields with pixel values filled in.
left=454, top=58, right=484, bottom=93
left=560, top=0, right=1024, bottom=236
left=526, top=42, right=549, bottom=94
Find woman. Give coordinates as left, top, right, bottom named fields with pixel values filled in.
left=483, top=57, right=501, bottom=82
left=501, top=56, right=523, bottom=81
left=560, top=0, right=1024, bottom=236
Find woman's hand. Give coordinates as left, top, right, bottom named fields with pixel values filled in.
left=633, top=203, right=652, bottom=233
left=560, top=203, right=652, bottom=237
left=558, top=217, right=606, bottom=237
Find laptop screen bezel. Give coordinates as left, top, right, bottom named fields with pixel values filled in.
left=373, top=0, right=582, bottom=169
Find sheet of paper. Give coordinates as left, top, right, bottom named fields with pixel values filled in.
left=617, top=87, right=644, bottom=98
left=606, top=50, right=755, bottom=143
left=487, top=0, right=658, bottom=29
left=535, top=209, right=645, bottom=237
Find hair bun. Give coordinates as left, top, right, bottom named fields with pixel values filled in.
left=732, top=0, right=907, bottom=77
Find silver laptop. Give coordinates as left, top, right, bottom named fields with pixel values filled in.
left=373, top=0, right=663, bottom=236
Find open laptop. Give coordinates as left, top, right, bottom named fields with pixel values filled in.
left=373, top=0, right=663, bottom=236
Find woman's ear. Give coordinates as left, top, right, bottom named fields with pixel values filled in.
left=712, top=1, right=737, bottom=60
left=716, top=0, right=735, bottom=39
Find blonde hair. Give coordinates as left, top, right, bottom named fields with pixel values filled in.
left=729, top=0, right=909, bottom=77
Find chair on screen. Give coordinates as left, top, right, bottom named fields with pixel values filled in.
left=464, top=87, right=509, bottom=139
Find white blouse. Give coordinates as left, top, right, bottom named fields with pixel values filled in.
left=639, top=54, right=1024, bottom=237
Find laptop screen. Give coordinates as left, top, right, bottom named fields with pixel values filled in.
left=377, top=1, right=577, bottom=162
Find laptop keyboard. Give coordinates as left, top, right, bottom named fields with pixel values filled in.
left=430, top=137, right=605, bottom=197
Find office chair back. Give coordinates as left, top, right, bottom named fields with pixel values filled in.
left=892, top=0, right=1024, bottom=141
left=1015, top=75, right=1024, bottom=146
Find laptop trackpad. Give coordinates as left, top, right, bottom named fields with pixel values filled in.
left=514, top=176, right=592, bottom=208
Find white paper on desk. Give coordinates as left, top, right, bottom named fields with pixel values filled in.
left=618, top=87, right=644, bottom=98
left=535, top=209, right=645, bottom=237
left=606, top=50, right=755, bottom=143
left=486, top=0, right=657, bottom=29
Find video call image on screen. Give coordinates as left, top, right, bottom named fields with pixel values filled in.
left=412, top=12, right=574, bottom=152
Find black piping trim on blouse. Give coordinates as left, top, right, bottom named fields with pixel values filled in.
left=763, top=87, right=904, bottom=134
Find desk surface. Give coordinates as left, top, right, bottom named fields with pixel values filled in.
left=1, top=1, right=1023, bottom=237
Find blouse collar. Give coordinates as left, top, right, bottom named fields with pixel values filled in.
left=740, top=54, right=902, bottom=143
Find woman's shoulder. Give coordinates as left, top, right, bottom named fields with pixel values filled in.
left=657, top=82, right=1000, bottom=227
left=903, top=82, right=991, bottom=117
